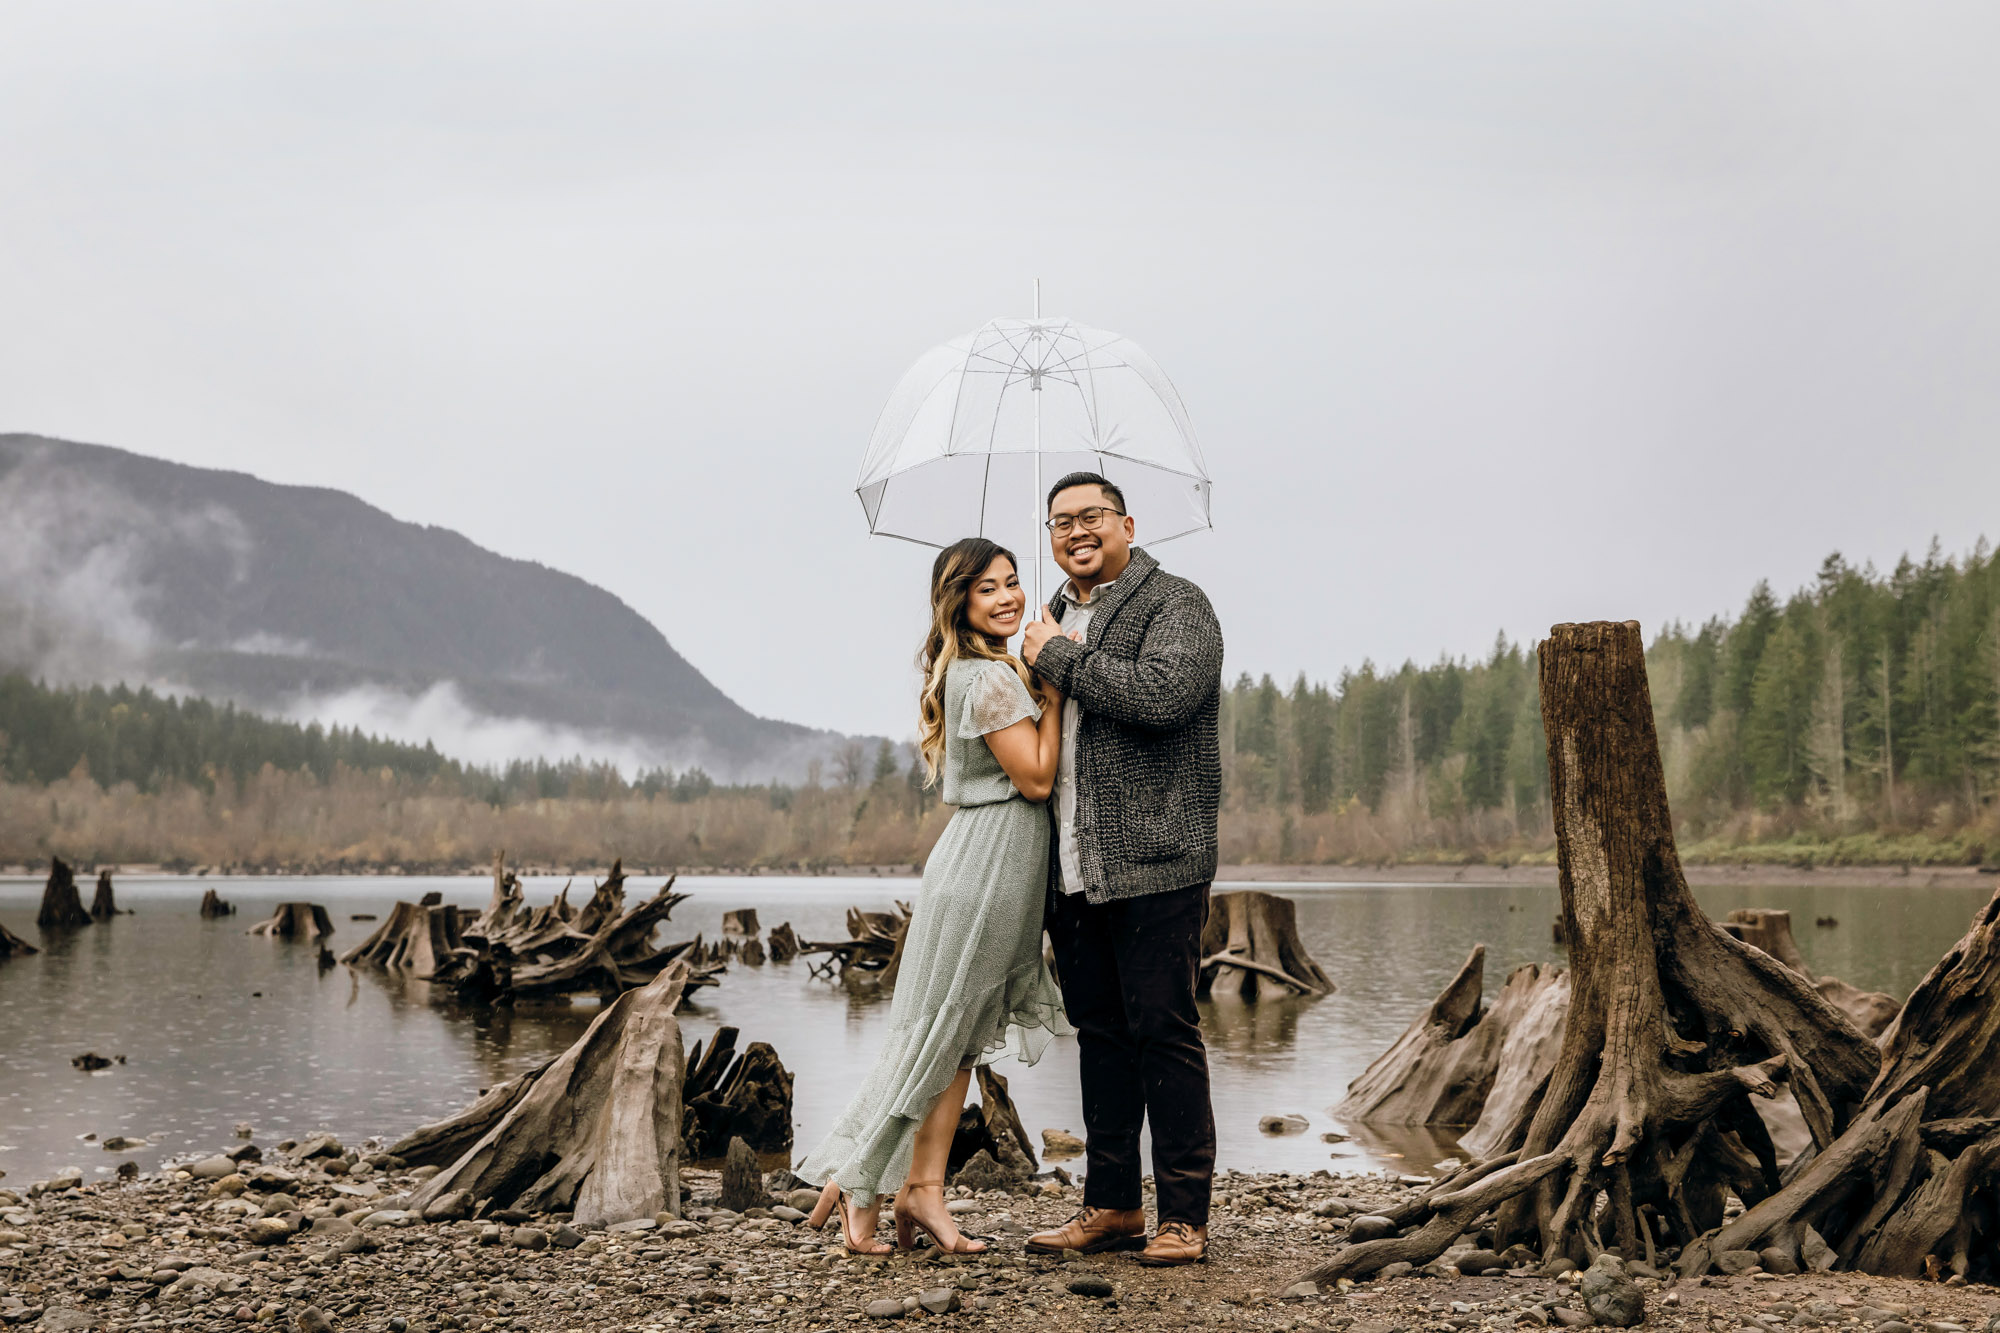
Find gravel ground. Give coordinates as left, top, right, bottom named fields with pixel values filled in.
left=3, top=1140, right=1996, bottom=1333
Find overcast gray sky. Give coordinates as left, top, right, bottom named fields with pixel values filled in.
left=4, top=2, right=1997, bottom=743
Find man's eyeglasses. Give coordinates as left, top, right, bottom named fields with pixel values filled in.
left=1045, top=506, right=1126, bottom=536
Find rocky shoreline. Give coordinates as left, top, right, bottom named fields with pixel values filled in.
left=4, top=1138, right=1997, bottom=1333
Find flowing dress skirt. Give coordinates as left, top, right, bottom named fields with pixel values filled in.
left=795, top=795, right=1072, bottom=1205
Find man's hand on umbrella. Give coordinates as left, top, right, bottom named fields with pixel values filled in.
left=1020, top=608, right=1080, bottom=666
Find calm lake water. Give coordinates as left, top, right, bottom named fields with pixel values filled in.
left=2, top=873, right=1993, bottom=1187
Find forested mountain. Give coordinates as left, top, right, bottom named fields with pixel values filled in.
left=0, top=433, right=848, bottom=780
left=1219, top=541, right=2000, bottom=865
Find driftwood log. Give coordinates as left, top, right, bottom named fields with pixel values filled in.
left=246, top=902, right=335, bottom=940
left=801, top=903, right=911, bottom=993
left=90, top=869, right=124, bottom=919
left=425, top=855, right=721, bottom=1004
left=199, top=888, right=235, bottom=918
left=768, top=922, right=800, bottom=963
left=341, top=901, right=471, bottom=972
left=1297, top=621, right=1883, bottom=1286
left=0, top=919, right=38, bottom=959
left=37, top=857, right=91, bottom=929
left=683, top=1026, right=796, bottom=1160
left=405, top=963, right=692, bottom=1226
left=1722, top=908, right=1902, bottom=1039
left=1199, top=890, right=1334, bottom=999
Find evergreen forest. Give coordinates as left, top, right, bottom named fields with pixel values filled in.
left=3, top=541, right=1995, bottom=871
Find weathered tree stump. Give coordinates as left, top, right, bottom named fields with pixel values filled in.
left=199, top=888, right=235, bottom=918
left=340, top=901, right=469, bottom=972
left=1679, top=883, right=2000, bottom=1281
left=37, top=857, right=91, bottom=929
left=1336, top=947, right=1567, bottom=1134
left=721, top=909, right=760, bottom=938
left=947, top=1067, right=1040, bottom=1181
left=720, top=1136, right=768, bottom=1213
left=1198, top=890, right=1334, bottom=999
left=683, top=1026, right=796, bottom=1159
left=1296, top=622, right=1881, bottom=1286
left=0, top=919, right=38, bottom=959
left=1722, top=908, right=1902, bottom=1039
left=90, top=870, right=124, bottom=920
left=405, top=963, right=692, bottom=1226
left=768, top=922, right=800, bottom=963
left=246, top=902, right=335, bottom=940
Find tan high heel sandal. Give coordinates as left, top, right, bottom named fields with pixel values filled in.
left=806, top=1179, right=892, bottom=1256
left=893, top=1180, right=989, bottom=1254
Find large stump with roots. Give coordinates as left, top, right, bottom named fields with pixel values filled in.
left=1198, top=890, right=1334, bottom=999
left=1297, top=621, right=1882, bottom=1286
left=37, top=857, right=91, bottom=929
left=405, top=962, right=692, bottom=1226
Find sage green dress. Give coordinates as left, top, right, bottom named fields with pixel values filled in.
left=797, top=658, right=1073, bottom=1206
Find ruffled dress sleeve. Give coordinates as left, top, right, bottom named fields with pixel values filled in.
left=956, top=660, right=1042, bottom=739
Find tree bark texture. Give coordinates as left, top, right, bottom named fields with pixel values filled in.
left=405, top=962, right=691, bottom=1226
left=1198, top=890, right=1334, bottom=999
left=1298, top=621, right=1882, bottom=1287
left=37, top=857, right=91, bottom=929
left=246, top=902, right=336, bottom=940
left=767, top=922, right=800, bottom=964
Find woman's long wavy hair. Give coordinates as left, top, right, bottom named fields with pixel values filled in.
left=917, top=537, right=1043, bottom=785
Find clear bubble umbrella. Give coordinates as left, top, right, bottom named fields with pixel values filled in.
left=857, top=286, right=1211, bottom=605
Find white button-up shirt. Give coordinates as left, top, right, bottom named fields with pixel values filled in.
left=1053, top=572, right=1118, bottom=895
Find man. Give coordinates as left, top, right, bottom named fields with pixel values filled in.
left=1019, top=471, right=1224, bottom=1267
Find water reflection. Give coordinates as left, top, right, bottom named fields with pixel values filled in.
left=1198, top=995, right=1304, bottom=1055
left=2, top=873, right=1992, bottom=1185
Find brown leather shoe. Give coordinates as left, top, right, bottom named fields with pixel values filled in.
left=1136, top=1220, right=1208, bottom=1266
left=1024, top=1206, right=1146, bottom=1254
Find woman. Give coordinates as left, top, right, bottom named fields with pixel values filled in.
left=799, top=537, right=1073, bottom=1254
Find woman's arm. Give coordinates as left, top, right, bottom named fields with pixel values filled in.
left=985, top=688, right=1063, bottom=802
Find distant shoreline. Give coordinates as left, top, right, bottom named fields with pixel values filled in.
left=3, top=861, right=1995, bottom=888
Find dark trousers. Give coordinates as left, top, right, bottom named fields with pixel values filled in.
left=1048, top=880, right=1215, bottom=1228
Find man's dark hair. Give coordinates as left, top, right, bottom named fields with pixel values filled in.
left=1046, top=470, right=1127, bottom=514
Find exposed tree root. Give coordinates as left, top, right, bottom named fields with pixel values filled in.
left=1295, top=622, right=1884, bottom=1286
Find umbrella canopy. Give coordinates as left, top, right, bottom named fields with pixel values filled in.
left=857, top=315, right=1210, bottom=592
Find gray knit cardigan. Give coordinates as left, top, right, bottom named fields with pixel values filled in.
left=1030, top=546, right=1224, bottom=904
